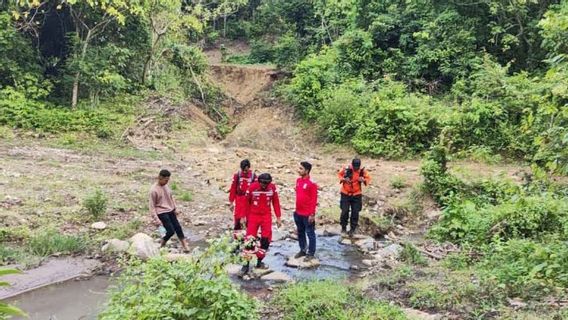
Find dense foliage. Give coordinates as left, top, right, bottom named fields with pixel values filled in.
left=222, top=0, right=567, bottom=174
left=423, top=146, right=568, bottom=298
left=99, top=237, right=258, bottom=320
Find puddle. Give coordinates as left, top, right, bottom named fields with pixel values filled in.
left=232, top=235, right=366, bottom=291
left=6, top=276, right=110, bottom=320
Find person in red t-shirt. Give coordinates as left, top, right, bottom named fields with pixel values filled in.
left=293, top=161, right=318, bottom=261
left=238, top=173, right=282, bottom=276
left=229, top=159, right=256, bottom=231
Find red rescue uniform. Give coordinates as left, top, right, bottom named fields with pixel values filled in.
left=245, top=181, right=281, bottom=260
left=229, top=170, right=256, bottom=229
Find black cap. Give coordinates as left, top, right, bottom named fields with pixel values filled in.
left=352, top=158, right=361, bottom=169
left=258, top=173, right=272, bottom=183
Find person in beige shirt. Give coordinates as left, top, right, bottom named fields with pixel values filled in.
left=149, top=169, right=189, bottom=251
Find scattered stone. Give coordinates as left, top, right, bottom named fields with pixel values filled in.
left=286, top=256, right=321, bottom=268
left=261, top=271, right=292, bottom=283
left=339, top=238, right=352, bottom=245
left=193, top=220, right=206, bottom=226
left=90, top=222, right=107, bottom=230
left=350, top=265, right=360, bottom=271
left=507, top=298, right=527, bottom=309
left=252, top=268, right=273, bottom=278
left=362, top=259, right=376, bottom=267
left=403, top=308, right=443, bottom=320
left=374, top=243, right=403, bottom=260
left=354, top=237, right=376, bottom=252
left=128, top=233, right=159, bottom=260
left=101, top=239, right=129, bottom=253
left=225, top=264, right=242, bottom=276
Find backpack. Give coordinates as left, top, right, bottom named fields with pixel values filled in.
left=236, top=170, right=256, bottom=194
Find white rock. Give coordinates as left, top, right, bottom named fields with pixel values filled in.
left=193, top=220, right=206, bottom=226
left=261, top=271, right=292, bottom=283
left=403, top=308, right=443, bottom=320
left=362, top=259, right=377, bottom=267
left=339, top=238, right=352, bottom=245
left=322, top=225, right=342, bottom=236
left=225, top=264, right=242, bottom=275
left=165, top=253, right=191, bottom=262
left=128, top=233, right=159, bottom=260
left=101, top=239, right=129, bottom=253
left=90, top=222, right=107, bottom=230
left=374, top=243, right=403, bottom=260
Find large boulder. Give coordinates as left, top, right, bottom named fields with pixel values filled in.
left=101, top=239, right=129, bottom=253
left=128, top=233, right=159, bottom=260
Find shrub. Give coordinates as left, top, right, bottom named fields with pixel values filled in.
left=83, top=189, right=108, bottom=220
left=400, top=243, right=428, bottom=266
left=0, top=269, right=27, bottom=318
left=27, top=228, right=86, bottom=257
left=99, top=237, right=258, bottom=320
left=274, top=280, right=406, bottom=320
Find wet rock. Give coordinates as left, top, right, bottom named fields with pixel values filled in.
left=286, top=256, right=321, bottom=268
left=101, top=239, right=129, bottom=253
left=322, top=225, right=342, bottom=237
left=90, top=222, right=107, bottom=230
left=354, top=237, right=376, bottom=252
left=350, top=265, right=360, bottom=271
left=374, top=243, right=403, bottom=260
left=252, top=268, right=273, bottom=278
left=261, top=271, right=292, bottom=283
left=128, top=233, right=159, bottom=260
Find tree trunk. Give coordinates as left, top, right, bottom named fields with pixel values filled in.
left=71, top=29, right=93, bottom=109
left=223, top=15, right=227, bottom=38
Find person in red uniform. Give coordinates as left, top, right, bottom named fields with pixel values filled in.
left=239, top=173, right=282, bottom=276
left=229, top=159, right=256, bottom=231
left=338, top=158, right=371, bottom=237
left=293, top=161, right=318, bottom=261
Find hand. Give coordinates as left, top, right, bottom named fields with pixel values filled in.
left=239, top=217, right=247, bottom=226
left=358, top=177, right=365, bottom=183
left=229, top=203, right=235, bottom=212
left=153, top=218, right=161, bottom=226
left=343, top=177, right=351, bottom=183
left=308, top=215, right=315, bottom=224
left=276, top=217, right=282, bottom=228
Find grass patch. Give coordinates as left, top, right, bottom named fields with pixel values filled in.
left=400, top=243, right=428, bottom=266
left=27, top=228, right=87, bottom=257
left=274, top=280, right=406, bottom=320
left=83, top=189, right=108, bottom=221
left=390, top=176, right=407, bottom=189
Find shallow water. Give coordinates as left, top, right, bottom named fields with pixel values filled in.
left=5, top=235, right=365, bottom=319
left=6, top=276, right=110, bottom=320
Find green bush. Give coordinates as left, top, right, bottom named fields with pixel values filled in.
left=400, top=243, right=428, bottom=266
left=99, top=237, right=258, bottom=320
left=274, top=280, right=406, bottom=320
left=27, top=228, right=86, bottom=257
left=83, top=189, right=108, bottom=220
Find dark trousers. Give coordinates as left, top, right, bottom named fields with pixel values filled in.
left=158, top=211, right=185, bottom=243
left=294, top=212, right=316, bottom=256
left=340, top=194, right=362, bottom=230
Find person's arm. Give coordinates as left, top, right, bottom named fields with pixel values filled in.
left=308, top=182, right=318, bottom=224
left=148, top=189, right=160, bottom=223
left=229, top=173, right=237, bottom=203
left=272, top=186, right=282, bottom=227
left=363, top=169, right=371, bottom=186
left=338, top=167, right=345, bottom=183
